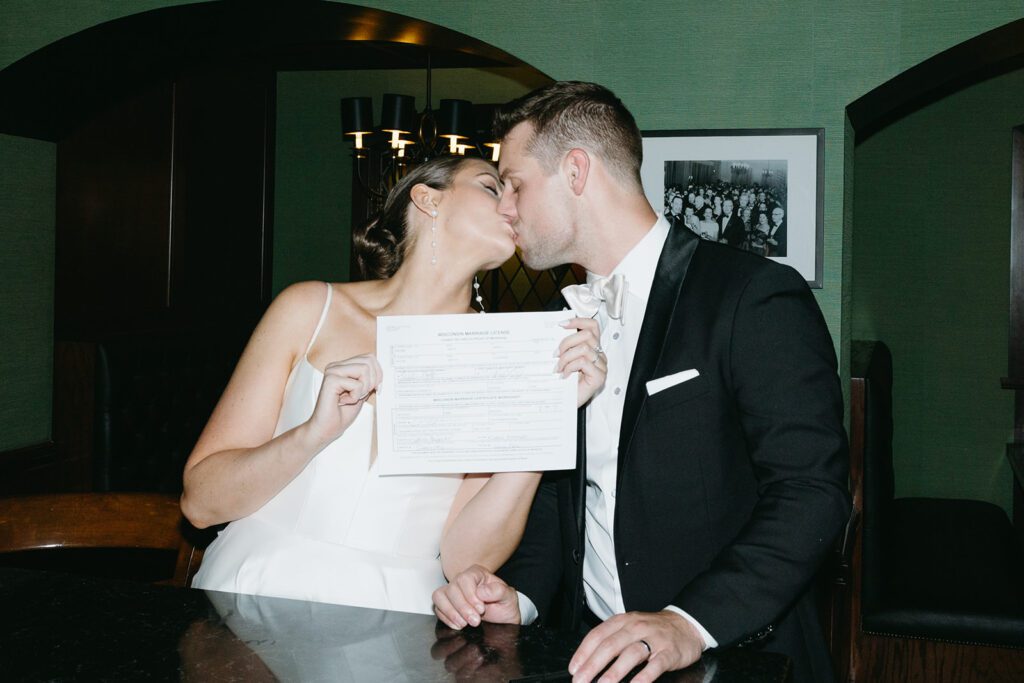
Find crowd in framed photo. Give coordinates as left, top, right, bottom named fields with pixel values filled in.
left=663, top=182, right=788, bottom=257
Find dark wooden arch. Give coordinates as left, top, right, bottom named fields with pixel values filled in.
left=0, top=0, right=547, bottom=141
left=847, top=18, right=1024, bottom=143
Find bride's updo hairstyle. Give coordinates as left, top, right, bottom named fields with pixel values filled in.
left=354, top=155, right=479, bottom=280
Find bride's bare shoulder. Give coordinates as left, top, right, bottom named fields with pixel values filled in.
left=269, top=280, right=333, bottom=319
left=267, top=280, right=383, bottom=331
left=331, top=279, right=388, bottom=317
left=237, top=281, right=333, bottom=364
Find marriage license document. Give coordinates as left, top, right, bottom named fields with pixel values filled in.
left=376, top=311, right=577, bottom=475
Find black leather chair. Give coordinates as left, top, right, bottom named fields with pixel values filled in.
left=833, top=340, right=1024, bottom=682
left=91, top=331, right=247, bottom=492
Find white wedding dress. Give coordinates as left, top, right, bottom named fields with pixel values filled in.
left=192, top=283, right=463, bottom=614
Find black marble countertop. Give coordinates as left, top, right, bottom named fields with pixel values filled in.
left=0, top=567, right=789, bottom=681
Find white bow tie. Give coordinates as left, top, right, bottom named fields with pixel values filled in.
left=561, top=274, right=628, bottom=321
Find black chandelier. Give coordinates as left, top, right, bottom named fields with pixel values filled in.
left=340, top=55, right=501, bottom=206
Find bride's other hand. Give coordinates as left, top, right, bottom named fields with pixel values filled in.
left=306, top=354, right=382, bottom=447
left=557, top=316, right=606, bottom=408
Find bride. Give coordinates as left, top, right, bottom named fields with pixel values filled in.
left=182, top=156, right=605, bottom=615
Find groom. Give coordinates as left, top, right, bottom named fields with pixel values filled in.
left=433, top=82, right=849, bottom=683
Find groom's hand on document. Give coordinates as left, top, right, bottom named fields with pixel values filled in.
left=307, top=354, right=382, bottom=447
left=432, top=565, right=520, bottom=629
left=557, top=316, right=606, bottom=408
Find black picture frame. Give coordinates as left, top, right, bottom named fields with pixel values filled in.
left=641, top=128, right=825, bottom=288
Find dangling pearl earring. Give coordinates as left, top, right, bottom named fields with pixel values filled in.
left=430, top=209, right=438, bottom=265
left=473, top=275, right=486, bottom=313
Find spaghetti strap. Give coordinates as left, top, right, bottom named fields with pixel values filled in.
left=303, top=282, right=333, bottom=357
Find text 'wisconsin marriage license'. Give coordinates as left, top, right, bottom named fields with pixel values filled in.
left=376, top=311, right=577, bottom=475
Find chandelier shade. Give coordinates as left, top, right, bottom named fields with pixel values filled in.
left=339, top=60, right=504, bottom=205
left=438, top=99, right=474, bottom=140
left=380, top=93, right=416, bottom=134
left=340, top=96, right=373, bottom=145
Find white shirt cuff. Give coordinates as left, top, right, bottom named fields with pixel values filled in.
left=664, top=605, right=718, bottom=650
left=517, top=591, right=539, bottom=625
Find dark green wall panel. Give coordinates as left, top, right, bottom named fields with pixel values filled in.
left=0, top=134, right=55, bottom=450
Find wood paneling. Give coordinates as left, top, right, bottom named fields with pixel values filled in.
left=55, top=82, right=174, bottom=338
left=55, top=67, right=274, bottom=341
left=854, top=635, right=1024, bottom=683
left=169, top=66, right=274, bottom=327
left=45, top=65, right=276, bottom=492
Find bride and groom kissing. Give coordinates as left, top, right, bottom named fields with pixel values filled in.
left=182, top=81, right=848, bottom=683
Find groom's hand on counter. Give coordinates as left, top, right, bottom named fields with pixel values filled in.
left=433, top=565, right=521, bottom=629
left=569, top=610, right=704, bottom=683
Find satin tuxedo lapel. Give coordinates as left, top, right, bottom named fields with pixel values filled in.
left=572, top=407, right=587, bottom=541
left=616, top=226, right=700, bottom=480
left=553, top=293, right=587, bottom=562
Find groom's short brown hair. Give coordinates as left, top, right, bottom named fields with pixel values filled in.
left=493, top=81, right=643, bottom=190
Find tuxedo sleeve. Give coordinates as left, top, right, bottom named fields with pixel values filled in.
left=671, top=264, right=850, bottom=647
left=495, top=473, right=564, bottom=623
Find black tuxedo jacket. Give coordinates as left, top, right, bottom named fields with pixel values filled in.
left=768, top=221, right=788, bottom=257
left=720, top=213, right=746, bottom=246
left=498, top=226, right=849, bottom=682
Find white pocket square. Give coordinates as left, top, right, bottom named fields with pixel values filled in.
left=646, top=369, right=700, bottom=396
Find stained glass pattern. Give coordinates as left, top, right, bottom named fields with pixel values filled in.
left=479, top=254, right=585, bottom=313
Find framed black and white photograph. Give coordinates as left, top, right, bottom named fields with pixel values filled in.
left=641, top=128, right=824, bottom=287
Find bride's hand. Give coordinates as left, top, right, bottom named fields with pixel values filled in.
left=557, top=316, right=606, bottom=408
left=306, top=354, right=382, bottom=447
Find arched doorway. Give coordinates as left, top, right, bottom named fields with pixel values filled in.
left=0, top=1, right=555, bottom=492
left=847, top=18, right=1024, bottom=522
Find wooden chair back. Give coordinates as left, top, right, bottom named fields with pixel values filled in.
left=829, top=341, right=1024, bottom=682
left=0, top=492, right=199, bottom=587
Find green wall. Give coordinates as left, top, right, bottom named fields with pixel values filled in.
left=273, top=66, right=546, bottom=294
left=0, top=135, right=55, bottom=450
left=350, top=0, right=1022, bottom=352
left=852, top=68, right=1024, bottom=514
left=1, top=0, right=1023, bottom=500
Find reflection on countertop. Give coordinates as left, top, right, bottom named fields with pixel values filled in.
left=0, top=567, right=788, bottom=682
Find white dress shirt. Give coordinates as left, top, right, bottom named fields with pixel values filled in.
left=520, top=215, right=716, bottom=650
